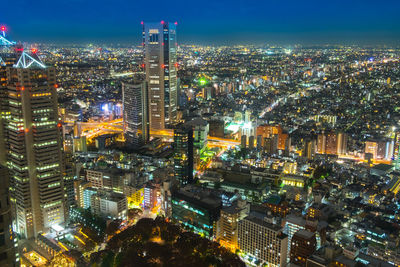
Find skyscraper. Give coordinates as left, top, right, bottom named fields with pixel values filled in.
left=143, top=21, right=178, bottom=130
left=122, top=81, right=149, bottom=148
left=0, top=50, right=65, bottom=238
left=173, top=124, right=193, bottom=185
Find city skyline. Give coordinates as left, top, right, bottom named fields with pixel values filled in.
left=1, top=2, right=400, bottom=266
left=1, top=0, right=400, bottom=45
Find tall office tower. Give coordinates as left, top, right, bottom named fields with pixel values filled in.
left=173, top=124, right=193, bottom=185
left=122, top=81, right=149, bottom=148
left=0, top=166, right=18, bottom=266
left=238, top=212, right=288, bottom=267
left=143, top=21, right=178, bottom=130
left=1, top=51, right=65, bottom=239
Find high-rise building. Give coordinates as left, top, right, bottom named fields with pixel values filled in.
left=0, top=166, right=18, bottom=266
left=316, top=132, right=348, bottom=156
left=143, top=21, right=178, bottom=129
left=0, top=51, right=65, bottom=238
left=216, top=199, right=249, bottom=251
left=238, top=212, right=288, bottom=266
left=122, top=81, right=149, bottom=148
left=173, top=124, right=194, bottom=185
left=325, top=132, right=337, bottom=155
left=187, top=118, right=209, bottom=169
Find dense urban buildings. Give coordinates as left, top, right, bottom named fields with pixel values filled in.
left=0, top=6, right=399, bottom=266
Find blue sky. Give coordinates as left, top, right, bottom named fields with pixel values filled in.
left=1, top=0, right=400, bottom=44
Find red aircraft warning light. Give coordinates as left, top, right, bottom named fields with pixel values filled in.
left=0, top=26, right=6, bottom=32
left=161, top=20, right=165, bottom=24
left=141, top=21, right=144, bottom=25
left=15, top=46, right=24, bottom=52
left=174, top=22, right=178, bottom=25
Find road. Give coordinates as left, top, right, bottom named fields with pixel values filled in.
left=65, top=119, right=240, bottom=148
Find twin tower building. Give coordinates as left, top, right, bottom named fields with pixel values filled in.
left=123, top=21, right=179, bottom=148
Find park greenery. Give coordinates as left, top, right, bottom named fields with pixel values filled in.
left=90, top=217, right=245, bottom=267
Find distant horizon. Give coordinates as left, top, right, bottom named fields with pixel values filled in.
left=14, top=40, right=400, bottom=48
left=2, top=0, right=400, bottom=46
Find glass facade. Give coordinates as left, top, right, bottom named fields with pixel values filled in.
left=171, top=190, right=221, bottom=238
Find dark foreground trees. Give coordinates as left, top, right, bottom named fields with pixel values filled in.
left=91, top=217, right=245, bottom=267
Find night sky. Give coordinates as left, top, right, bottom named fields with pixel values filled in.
left=1, top=0, right=400, bottom=45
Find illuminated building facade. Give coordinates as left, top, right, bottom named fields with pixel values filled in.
left=143, top=21, right=178, bottom=129
left=216, top=199, right=249, bottom=251
left=365, top=140, right=394, bottom=160
left=393, top=133, right=400, bottom=169
left=173, top=124, right=194, bottom=185
left=283, top=214, right=306, bottom=262
left=0, top=51, right=65, bottom=238
left=122, top=81, right=149, bottom=148
left=126, top=187, right=144, bottom=209
left=171, top=188, right=221, bottom=238
left=238, top=212, right=288, bottom=266
left=256, top=125, right=288, bottom=151
left=90, top=191, right=127, bottom=221
left=316, top=132, right=348, bottom=155
left=74, top=180, right=91, bottom=208
left=187, top=117, right=209, bottom=169
left=143, top=183, right=161, bottom=211
left=83, top=187, right=97, bottom=209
